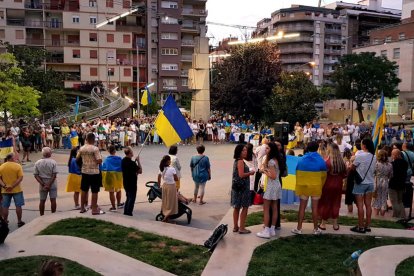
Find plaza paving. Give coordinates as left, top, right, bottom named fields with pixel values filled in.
left=1, top=143, right=414, bottom=275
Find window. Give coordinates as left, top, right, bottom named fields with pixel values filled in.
left=15, top=30, right=23, bottom=39
left=161, top=48, right=178, bottom=55
left=393, top=48, right=400, bottom=59
left=380, top=50, right=387, bottom=57
left=123, top=68, right=131, bottom=77
left=106, top=0, right=113, bottom=8
left=161, top=32, right=178, bottom=40
left=90, top=67, right=98, bottom=76
left=407, top=101, right=414, bottom=112
left=89, top=16, right=97, bottom=25
left=161, top=17, right=178, bottom=24
left=385, top=97, right=399, bottom=115
left=373, top=38, right=380, bottom=45
left=72, top=16, right=80, bottom=23
left=0, top=29, right=4, bottom=39
left=123, top=0, right=130, bottom=8
left=107, top=33, right=114, bottom=42
left=161, top=63, right=178, bottom=70
left=123, top=34, right=130, bottom=43
left=89, top=32, right=97, bottom=42
left=182, top=79, right=188, bottom=86
left=163, top=79, right=177, bottom=86
left=108, top=68, right=114, bottom=76
left=385, top=36, right=392, bottom=43
left=161, top=1, right=178, bottom=8
left=89, top=0, right=96, bottom=7
left=72, top=49, right=81, bottom=58
left=90, top=50, right=97, bottom=59
left=399, top=33, right=405, bottom=40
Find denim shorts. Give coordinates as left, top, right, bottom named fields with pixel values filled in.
left=352, top=183, right=374, bottom=195
left=1, top=192, right=25, bottom=208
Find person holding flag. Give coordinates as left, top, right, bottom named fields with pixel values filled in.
left=102, top=145, right=124, bottom=212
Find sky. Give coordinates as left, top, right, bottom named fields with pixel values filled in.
left=206, top=0, right=403, bottom=46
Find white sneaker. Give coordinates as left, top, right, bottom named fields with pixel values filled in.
left=269, top=229, right=276, bottom=237
left=291, top=228, right=302, bottom=235
left=313, top=228, right=322, bottom=235
left=257, top=229, right=271, bottom=239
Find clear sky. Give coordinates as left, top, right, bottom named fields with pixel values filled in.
left=206, top=0, right=402, bottom=45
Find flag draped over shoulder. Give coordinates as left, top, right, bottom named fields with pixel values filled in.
left=283, top=155, right=299, bottom=191
left=141, top=89, right=152, bottom=106
left=101, top=155, right=123, bottom=191
left=155, top=95, right=193, bottom=147
left=372, top=95, right=386, bottom=151
left=0, top=138, right=14, bottom=159
left=295, top=152, right=327, bottom=197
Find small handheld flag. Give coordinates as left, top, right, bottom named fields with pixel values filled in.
left=154, top=95, right=193, bottom=147
left=141, top=89, right=152, bottom=106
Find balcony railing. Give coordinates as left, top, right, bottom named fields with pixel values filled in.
left=181, top=24, right=199, bottom=31
left=65, top=74, right=81, bottom=81
left=25, top=2, right=42, bottom=9
left=181, top=70, right=189, bottom=77
left=47, top=56, right=64, bottom=63
left=281, top=58, right=313, bottom=64
left=181, top=54, right=192, bottom=61
left=7, top=19, right=25, bottom=26
left=26, top=38, right=44, bottom=45
left=280, top=47, right=313, bottom=54
left=182, top=9, right=208, bottom=16
left=181, top=40, right=195, bottom=46
left=162, top=85, right=178, bottom=90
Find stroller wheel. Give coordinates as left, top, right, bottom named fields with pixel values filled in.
left=156, top=213, right=164, bottom=221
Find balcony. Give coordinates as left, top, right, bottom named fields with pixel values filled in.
left=25, top=20, right=43, bottom=28
left=277, top=25, right=314, bottom=32
left=7, top=19, right=25, bottom=26
left=162, top=86, right=178, bottom=90
left=325, top=49, right=342, bottom=55
left=26, top=38, right=44, bottom=46
left=182, top=40, right=195, bottom=47
left=276, top=36, right=313, bottom=44
left=280, top=47, right=313, bottom=54
left=181, top=24, right=200, bottom=33
left=65, top=74, right=81, bottom=81
left=25, top=1, right=42, bottom=9
left=116, top=24, right=144, bottom=33
left=325, top=28, right=342, bottom=34
left=45, top=21, right=63, bottom=29
left=47, top=56, right=64, bottom=63
left=324, top=39, right=342, bottom=44
left=281, top=58, right=313, bottom=64
left=181, top=54, right=192, bottom=62
left=182, top=9, right=208, bottom=17
left=181, top=70, right=189, bottom=77
left=323, top=59, right=338, bottom=64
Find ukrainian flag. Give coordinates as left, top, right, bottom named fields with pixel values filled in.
left=65, top=158, right=82, bottom=193
left=0, top=138, right=14, bottom=159
left=101, top=155, right=123, bottom=191
left=141, top=89, right=152, bottom=106
left=283, top=155, right=299, bottom=191
left=372, top=95, right=386, bottom=151
left=155, top=95, right=193, bottom=147
left=295, top=152, right=327, bottom=197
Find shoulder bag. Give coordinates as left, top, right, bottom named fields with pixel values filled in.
left=354, top=154, right=374, bottom=185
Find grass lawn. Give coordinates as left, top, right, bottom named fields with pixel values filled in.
left=396, top=257, right=414, bottom=276
left=246, top=210, right=408, bottom=229
left=39, top=218, right=210, bottom=276
left=248, top=235, right=414, bottom=276
left=0, top=256, right=100, bottom=276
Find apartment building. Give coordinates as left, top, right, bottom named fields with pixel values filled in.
left=353, top=0, right=414, bottom=118
left=255, top=5, right=347, bottom=88
left=0, top=0, right=208, bottom=110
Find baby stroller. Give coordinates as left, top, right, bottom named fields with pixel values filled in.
left=110, top=130, right=122, bottom=151
left=145, top=181, right=192, bottom=224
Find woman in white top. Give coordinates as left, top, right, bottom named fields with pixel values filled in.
left=158, top=155, right=178, bottom=223
left=46, top=125, right=53, bottom=148
left=244, top=143, right=258, bottom=203
left=335, top=134, right=352, bottom=153
left=206, top=120, right=213, bottom=141
left=168, top=145, right=182, bottom=191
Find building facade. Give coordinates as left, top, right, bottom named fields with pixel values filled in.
left=353, top=0, right=414, bottom=118
left=0, top=0, right=208, bottom=111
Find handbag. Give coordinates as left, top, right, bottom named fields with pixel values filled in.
left=354, top=155, right=374, bottom=185
left=253, top=192, right=264, bottom=205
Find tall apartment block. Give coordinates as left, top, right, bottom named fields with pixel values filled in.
left=0, top=0, right=208, bottom=111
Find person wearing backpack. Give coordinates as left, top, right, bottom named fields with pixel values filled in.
left=190, top=145, right=211, bottom=205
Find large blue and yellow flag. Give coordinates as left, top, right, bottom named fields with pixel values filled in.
left=155, top=95, right=193, bottom=147
left=0, top=138, right=14, bottom=159
left=101, top=155, right=123, bottom=191
left=372, top=95, right=386, bottom=151
left=295, top=152, right=327, bottom=197
left=283, top=155, right=299, bottom=191
left=141, top=89, right=152, bottom=106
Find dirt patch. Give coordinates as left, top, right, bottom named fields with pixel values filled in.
left=156, top=242, right=166, bottom=248
left=127, top=232, right=142, bottom=240
left=170, top=246, right=186, bottom=253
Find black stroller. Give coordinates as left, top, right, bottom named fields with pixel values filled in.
left=145, top=181, right=192, bottom=224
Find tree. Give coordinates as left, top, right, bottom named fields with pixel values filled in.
left=263, top=72, right=321, bottom=127
left=332, top=52, right=400, bottom=122
left=211, top=41, right=282, bottom=121
left=0, top=53, right=40, bottom=125
left=39, top=89, right=68, bottom=115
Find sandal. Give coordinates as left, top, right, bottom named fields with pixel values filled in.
left=318, top=225, right=327, bottom=231
left=233, top=227, right=239, bottom=233
left=333, top=225, right=340, bottom=231
left=92, top=210, right=106, bottom=215
left=350, top=226, right=365, bottom=234
left=199, top=201, right=206, bottom=205
left=17, top=221, right=25, bottom=228
left=239, top=229, right=251, bottom=234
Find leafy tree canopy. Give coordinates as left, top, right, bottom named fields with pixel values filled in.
left=211, top=41, right=282, bottom=121
left=263, top=71, right=321, bottom=127
left=332, top=52, right=400, bottom=122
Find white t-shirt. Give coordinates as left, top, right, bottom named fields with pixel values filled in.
left=353, top=151, right=376, bottom=185
left=348, top=124, right=355, bottom=134
left=159, top=166, right=177, bottom=185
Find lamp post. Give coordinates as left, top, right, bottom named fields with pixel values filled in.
left=136, top=37, right=140, bottom=117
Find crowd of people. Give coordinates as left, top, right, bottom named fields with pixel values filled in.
left=0, top=114, right=413, bottom=240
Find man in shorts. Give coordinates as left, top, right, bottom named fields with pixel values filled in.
left=34, top=147, right=58, bottom=216
left=77, top=132, right=104, bottom=215
left=0, top=153, right=25, bottom=227
left=292, top=141, right=327, bottom=235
